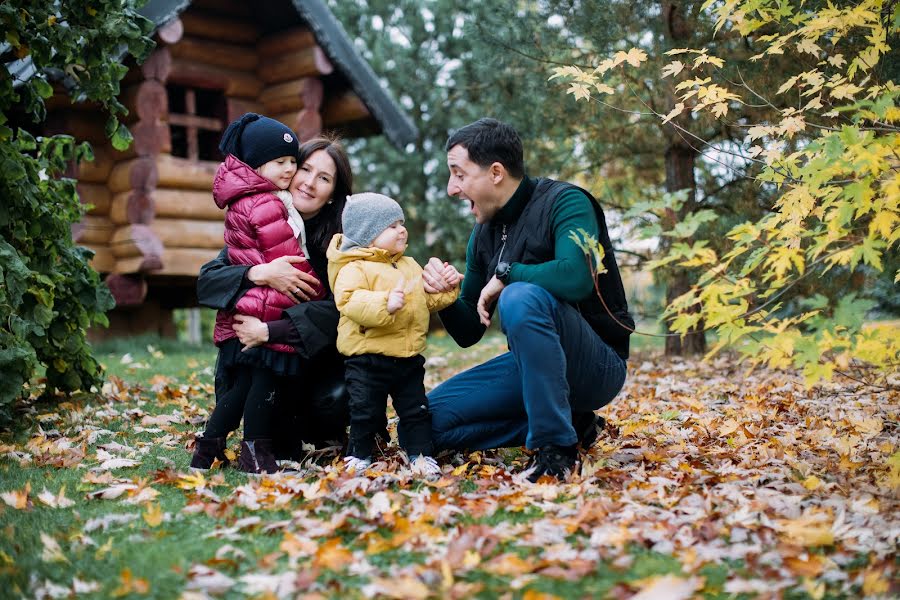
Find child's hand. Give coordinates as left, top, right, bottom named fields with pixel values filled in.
left=387, top=277, right=406, bottom=314
left=442, top=263, right=463, bottom=287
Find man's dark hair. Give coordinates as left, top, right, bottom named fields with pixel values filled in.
left=445, top=118, right=525, bottom=179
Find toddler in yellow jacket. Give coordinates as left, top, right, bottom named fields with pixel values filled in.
left=327, top=192, right=459, bottom=478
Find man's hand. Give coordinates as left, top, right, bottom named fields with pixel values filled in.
left=247, top=255, right=320, bottom=302
left=476, top=275, right=505, bottom=327
left=233, top=314, right=269, bottom=350
left=423, top=257, right=462, bottom=293
left=387, top=277, right=407, bottom=314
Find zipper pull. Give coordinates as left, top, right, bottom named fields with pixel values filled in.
left=501, top=224, right=507, bottom=242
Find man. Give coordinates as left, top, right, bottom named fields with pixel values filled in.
left=423, top=118, right=634, bottom=482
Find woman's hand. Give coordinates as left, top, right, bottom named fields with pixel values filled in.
left=247, top=255, right=321, bottom=302
left=233, top=314, right=269, bottom=349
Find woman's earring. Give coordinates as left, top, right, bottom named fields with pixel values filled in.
left=327, top=199, right=333, bottom=204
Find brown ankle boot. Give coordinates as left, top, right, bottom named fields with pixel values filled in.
left=238, top=439, right=279, bottom=474
left=190, top=436, right=229, bottom=469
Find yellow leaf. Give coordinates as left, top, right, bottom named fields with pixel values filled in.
left=95, top=538, right=113, bottom=560
left=661, top=60, right=685, bottom=78
left=177, top=472, right=206, bottom=490
left=451, top=462, right=470, bottom=476
left=566, top=83, right=591, bottom=101
left=779, top=516, right=834, bottom=546
left=142, top=503, right=164, bottom=528
left=802, top=475, right=823, bottom=490
left=827, top=54, right=846, bottom=67
left=662, top=103, right=685, bottom=124
left=622, top=47, right=648, bottom=67
left=594, top=82, right=615, bottom=94
left=862, top=568, right=890, bottom=595
left=796, top=39, right=821, bottom=56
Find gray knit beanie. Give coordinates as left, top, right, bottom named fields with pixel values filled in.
left=340, top=192, right=405, bottom=250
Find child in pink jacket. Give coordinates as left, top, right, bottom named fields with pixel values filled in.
left=191, top=113, right=324, bottom=474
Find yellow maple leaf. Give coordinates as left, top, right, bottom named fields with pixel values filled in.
left=567, top=83, right=591, bottom=101
left=142, top=503, right=164, bottom=528
left=661, top=60, right=685, bottom=78
left=624, top=47, right=648, bottom=66
left=827, top=54, right=846, bottom=67
left=662, top=103, right=685, bottom=124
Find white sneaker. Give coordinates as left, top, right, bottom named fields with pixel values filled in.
left=409, top=454, right=441, bottom=479
left=343, top=456, right=372, bottom=472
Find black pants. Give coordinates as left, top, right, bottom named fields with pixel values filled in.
left=345, top=353, right=432, bottom=459
left=205, top=365, right=278, bottom=439
left=213, top=347, right=354, bottom=458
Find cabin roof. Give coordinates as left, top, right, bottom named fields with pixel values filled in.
left=7, top=0, right=417, bottom=149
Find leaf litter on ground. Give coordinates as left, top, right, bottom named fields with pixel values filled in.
left=0, top=346, right=897, bottom=598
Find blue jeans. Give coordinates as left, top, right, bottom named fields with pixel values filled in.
left=430, top=282, right=627, bottom=450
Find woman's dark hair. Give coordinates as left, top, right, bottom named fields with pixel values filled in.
left=445, top=118, right=525, bottom=179
left=298, top=134, right=353, bottom=251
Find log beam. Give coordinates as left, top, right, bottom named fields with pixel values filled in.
left=75, top=147, right=114, bottom=183
left=257, top=27, right=316, bottom=58
left=110, top=190, right=154, bottom=225
left=257, top=46, right=333, bottom=84
left=151, top=218, right=224, bottom=249
left=157, top=248, right=223, bottom=276
left=77, top=182, right=112, bottom=215
left=153, top=188, right=223, bottom=221
left=72, top=216, right=114, bottom=244
left=121, top=80, right=168, bottom=122
left=82, top=245, right=115, bottom=273
left=156, top=154, right=218, bottom=190
left=226, top=98, right=264, bottom=124
left=323, top=91, right=371, bottom=126
left=169, top=36, right=257, bottom=71
left=180, top=12, right=259, bottom=44
left=108, top=157, right=158, bottom=194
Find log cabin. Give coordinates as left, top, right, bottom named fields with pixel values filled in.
left=40, top=0, right=417, bottom=337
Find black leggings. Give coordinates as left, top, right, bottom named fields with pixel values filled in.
left=204, top=365, right=278, bottom=440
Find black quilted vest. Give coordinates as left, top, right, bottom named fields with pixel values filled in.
left=472, top=178, right=634, bottom=359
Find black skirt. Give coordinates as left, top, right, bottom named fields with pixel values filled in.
left=216, top=337, right=305, bottom=377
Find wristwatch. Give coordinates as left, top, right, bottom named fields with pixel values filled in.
left=495, top=261, right=512, bottom=283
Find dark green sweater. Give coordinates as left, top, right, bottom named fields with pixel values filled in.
left=440, top=178, right=600, bottom=345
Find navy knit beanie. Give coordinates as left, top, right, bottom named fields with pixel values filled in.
left=218, top=113, right=299, bottom=169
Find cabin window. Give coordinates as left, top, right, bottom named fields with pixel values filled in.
left=167, top=85, right=226, bottom=161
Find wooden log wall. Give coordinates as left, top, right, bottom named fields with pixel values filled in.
left=67, top=7, right=383, bottom=297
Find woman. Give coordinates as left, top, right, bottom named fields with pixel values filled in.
left=197, top=135, right=355, bottom=460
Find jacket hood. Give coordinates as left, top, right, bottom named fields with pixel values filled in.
left=326, top=233, right=404, bottom=289
left=213, top=155, right=279, bottom=209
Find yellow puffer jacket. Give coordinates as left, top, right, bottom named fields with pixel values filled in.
left=327, top=234, right=459, bottom=357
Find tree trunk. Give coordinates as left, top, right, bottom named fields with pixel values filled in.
left=663, top=143, right=706, bottom=356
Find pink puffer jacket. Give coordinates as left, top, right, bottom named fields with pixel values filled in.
left=212, top=155, right=325, bottom=351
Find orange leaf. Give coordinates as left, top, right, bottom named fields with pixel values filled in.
left=313, top=538, right=353, bottom=571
